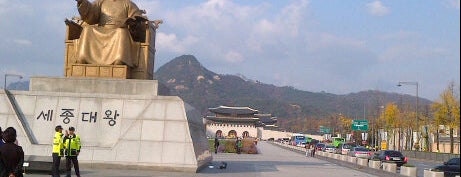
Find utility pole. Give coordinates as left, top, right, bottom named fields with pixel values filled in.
left=397, top=81, right=419, bottom=151
left=449, top=82, right=454, bottom=153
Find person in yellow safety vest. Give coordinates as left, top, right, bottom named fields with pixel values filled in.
left=52, top=125, right=65, bottom=177
left=63, top=127, right=81, bottom=177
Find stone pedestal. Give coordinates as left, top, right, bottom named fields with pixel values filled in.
left=357, top=158, right=368, bottom=166
left=333, top=154, right=340, bottom=159
left=368, top=160, right=381, bottom=169
left=29, top=77, right=163, bottom=98
left=400, top=166, right=417, bottom=177
left=382, top=162, right=397, bottom=173
left=423, top=170, right=444, bottom=177
left=0, top=77, right=211, bottom=172
left=348, top=156, right=357, bottom=163
left=29, top=77, right=162, bottom=96
left=340, top=155, right=347, bottom=161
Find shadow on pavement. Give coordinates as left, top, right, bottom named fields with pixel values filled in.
left=199, top=160, right=332, bottom=174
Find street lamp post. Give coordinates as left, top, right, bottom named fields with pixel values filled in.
left=4, top=74, right=23, bottom=89
left=379, top=105, right=385, bottom=150
left=397, top=81, right=419, bottom=151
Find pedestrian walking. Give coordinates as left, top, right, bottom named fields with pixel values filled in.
left=238, top=139, right=243, bottom=154
left=311, top=144, right=316, bottom=157
left=214, top=137, right=219, bottom=154
left=52, top=125, right=65, bottom=177
left=63, top=127, right=81, bottom=177
left=235, top=138, right=242, bottom=154
left=305, top=143, right=310, bottom=157
left=0, top=127, right=24, bottom=177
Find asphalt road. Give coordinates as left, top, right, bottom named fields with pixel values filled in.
left=25, top=141, right=377, bottom=177
left=408, top=158, right=442, bottom=177
left=273, top=142, right=455, bottom=177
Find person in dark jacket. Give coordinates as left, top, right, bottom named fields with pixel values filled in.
left=0, top=127, right=24, bottom=177
left=0, top=127, right=4, bottom=147
left=310, top=144, right=316, bottom=157
left=214, top=137, right=220, bottom=154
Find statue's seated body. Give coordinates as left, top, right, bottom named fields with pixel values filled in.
left=64, top=0, right=160, bottom=80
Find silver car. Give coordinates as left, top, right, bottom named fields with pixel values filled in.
left=324, top=145, right=336, bottom=153
left=348, top=147, right=371, bottom=159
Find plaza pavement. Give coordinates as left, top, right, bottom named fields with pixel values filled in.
left=25, top=141, right=377, bottom=177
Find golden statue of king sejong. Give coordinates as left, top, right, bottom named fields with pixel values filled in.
left=64, top=0, right=162, bottom=79
left=76, top=0, right=145, bottom=67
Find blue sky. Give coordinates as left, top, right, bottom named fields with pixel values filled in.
left=0, top=0, right=459, bottom=101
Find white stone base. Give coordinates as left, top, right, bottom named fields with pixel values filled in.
left=348, top=156, right=357, bottom=163
left=333, top=154, right=340, bottom=159
left=340, top=155, right=347, bottom=161
left=423, top=170, right=444, bottom=177
left=357, top=158, right=368, bottom=166
left=382, top=162, right=397, bottom=173
left=400, top=166, right=417, bottom=177
left=368, top=160, right=381, bottom=169
left=29, top=77, right=161, bottom=97
left=0, top=77, right=211, bottom=172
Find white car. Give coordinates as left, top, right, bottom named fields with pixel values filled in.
left=348, top=147, right=372, bottom=159
left=339, top=143, right=358, bottom=155
left=324, top=145, right=336, bottom=153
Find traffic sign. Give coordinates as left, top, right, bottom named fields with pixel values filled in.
left=352, top=120, right=369, bottom=131
left=319, top=126, right=331, bottom=133
left=381, top=140, right=387, bottom=150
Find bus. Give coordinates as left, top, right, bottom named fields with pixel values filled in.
left=290, top=133, right=306, bottom=147
left=332, top=137, right=345, bottom=147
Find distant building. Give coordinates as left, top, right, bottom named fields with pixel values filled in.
left=205, top=106, right=278, bottom=138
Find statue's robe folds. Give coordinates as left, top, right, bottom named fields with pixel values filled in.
left=77, top=0, right=143, bottom=67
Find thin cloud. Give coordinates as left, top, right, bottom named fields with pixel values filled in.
left=366, top=0, right=390, bottom=16
left=380, top=44, right=450, bottom=62
left=12, top=39, right=32, bottom=46
left=1, top=68, right=25, bottom=76
left=157, top=32, right=189, bottom=54
left=445, top=0, right=460, bottom=10
left=223, top=51, right=244, bottom=63
left=377, top=31, right=421, bottom=41
left=376, top=31, right=453, bottom=62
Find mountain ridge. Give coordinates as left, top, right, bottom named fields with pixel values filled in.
left=154, top=55, right=432, bottom=132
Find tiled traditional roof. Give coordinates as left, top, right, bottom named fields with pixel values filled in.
left=206, top=116, right=260, bottom=123
left=256, top=114, right=277, bottom=125
left=209, top=106, right=258, bottom=115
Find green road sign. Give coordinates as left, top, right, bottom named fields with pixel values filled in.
left=319, top=126, right=331, bottom=133
left=352, top=120, right=369, bottom=131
